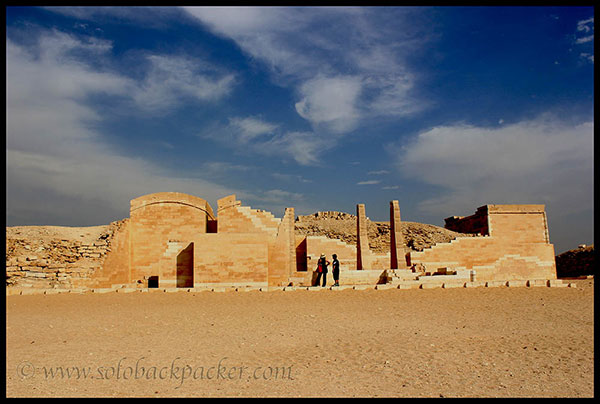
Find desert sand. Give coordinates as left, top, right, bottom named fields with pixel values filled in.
left=6, top=279, right=594, bottom=398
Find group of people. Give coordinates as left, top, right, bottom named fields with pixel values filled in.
left=315, top=253, right=340, bottom=287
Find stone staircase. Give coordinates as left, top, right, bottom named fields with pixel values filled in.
left=236, top=206, right=280, bottom=236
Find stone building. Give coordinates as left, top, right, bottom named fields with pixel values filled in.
left=89, top=192, right=557, bottom=289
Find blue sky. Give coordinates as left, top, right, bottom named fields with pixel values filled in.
left=6, top=6, right=594, bottom=253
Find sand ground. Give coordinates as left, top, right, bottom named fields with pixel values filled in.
left=6, top=279, right=594, bottom=397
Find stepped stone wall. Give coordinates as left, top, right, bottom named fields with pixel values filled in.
left=6, top=194, right=558, bottom=292
left=409, top=205, right=556, bottom=281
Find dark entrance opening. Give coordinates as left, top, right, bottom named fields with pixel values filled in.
left=148, top=276, right=159, bottom=288
left=177, top=243, right=194, bottom=288
left=296, top=238, right=307, bottom=271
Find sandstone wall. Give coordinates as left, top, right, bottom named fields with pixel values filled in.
left=129, top=192, right=212, bottom=287
left=303, top=235, right=356, bottom=271
left=90, top=219, right=130, bottom=288
left=411, top=205, right=556, bottom=281
left=191, top=233, right=269, bottom=287
left=217, top=195, right=280, bottom=236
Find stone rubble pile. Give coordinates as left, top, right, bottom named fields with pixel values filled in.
left=5, top=220, right=127, bottom=289
left=295, top=211, right=477, bottom=254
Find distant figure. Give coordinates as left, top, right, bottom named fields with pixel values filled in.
left=315, top=253, right=330, bottom=287
left=332, top=254, right=340, bottom=286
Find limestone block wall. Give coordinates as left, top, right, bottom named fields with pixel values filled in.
left=410, top=205, right=556, bottom=281
left=191, top=233, right=269, bottom=287
left=91, top=219, right=130, bottom=288
left=487, top=204, right=549, bottom=243
left=129, top=192, right=213, bottom=287
left=369, top=253, right=391, bottom=270
left=217, top=195, right=280, bottom=236
left=303, top=235, right=357, bottom=271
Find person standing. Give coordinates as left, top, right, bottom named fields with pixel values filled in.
left=332, top=254, right=340, bottom=286
left=315, top=253, right=330, bottom=287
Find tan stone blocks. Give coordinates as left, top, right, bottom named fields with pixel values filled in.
left=506, top=280, right=528, bottom=287
left=396, top=282, right=421, bottom=289
left=442, top=282, right=465, bottom=288
left=548, top=279, right=567, bottom=287
left=486, top=281, right=508, bottom=287
left=420, top=283, right=442, bottom=289
left=464, top=281, right=486, bottom=288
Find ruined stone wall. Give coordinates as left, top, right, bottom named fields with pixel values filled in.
left=90, top=219, right=130, bottom=288
left=410, top=205, right=556, bottom=281
left=369, top=253, right=392, bottom=270
left=129, top=192, right=212, bottom=287
left=303, top=235, right=356, bottom=271
left=6, top=221, right=125, bottom=290
left=444, top=205, right=489, bottom=235
left=217, top=195, right=280, bottom=236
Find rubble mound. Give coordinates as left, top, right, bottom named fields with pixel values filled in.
left=5, top=221, right=126, bottom=288
left=294, top=211, right=477, bottom=253
left=555, top=244, right=594, bottom=278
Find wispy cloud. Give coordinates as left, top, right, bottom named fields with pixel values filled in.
left=382, top=185, right=400, bottom=190
left=368, top=170, right=390, bottom=175
left=6, top=30, right=237, bottom=225
left=357, top=180, right=381, bottom=185
left=184, top=7, right=427, bottom=135
left=574, top=16, right=594, bottom=62
left=271, top=173, right=312, bottom=183
left=227, top=116, right=279, bottom=142
left=200, top=117, right=333, bottom=166
left=132, top=54, right=236, bottom=112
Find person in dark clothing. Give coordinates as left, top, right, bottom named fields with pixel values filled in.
left=315, top=253, right=330, bottom=287
left=332, top=254, right=340, bottom=286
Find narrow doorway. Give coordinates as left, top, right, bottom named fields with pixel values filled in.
left=177, top=243, right=194, bottom=288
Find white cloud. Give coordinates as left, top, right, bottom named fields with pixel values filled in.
left=368, top=170, right=390, bottom=175
left=6, top=30, right=238, bottom=225
left=271, top=173, right=312, bottom=183
left=580, top=52, right=594, bottom=63
left=261, top=131, right=334, bottom=166
left=184, top=7, right=426, bottom=133
left=132, top=54, right=236, bottom=111
left=394, top=116, right=593, bottom=248
left=357, top=180, right=381, bottom=185
left=574, top=16, right=594, bottom=61
left=576, top=17, right=594, bottom=33
left=200, top=116, right=333, bottom=166
left=228, top=116, right=278, bottom=142
left=295, top=76, right=363, bottom=133
left=576, top=35, right=594, bottom=44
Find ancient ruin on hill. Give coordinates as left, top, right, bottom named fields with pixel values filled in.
left=6, top=192, right=558, bottom=292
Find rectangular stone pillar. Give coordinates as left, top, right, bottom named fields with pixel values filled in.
left=284, top=207, right=297, bottom=278
left=356, top=203, right=372, bottom=270
left=390, top=200, right=406, bottom=269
